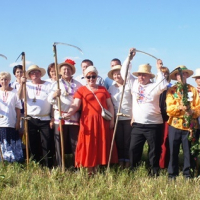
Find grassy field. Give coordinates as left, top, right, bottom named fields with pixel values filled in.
left=1, top=159, right=200, bottom=200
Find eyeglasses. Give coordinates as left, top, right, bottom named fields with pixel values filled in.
left=86, top=75, right=97, bottom=79
left=30, top=70, right=40, bottom=75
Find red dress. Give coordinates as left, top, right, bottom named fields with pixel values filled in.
left=74, top=86, right=118, bottom=167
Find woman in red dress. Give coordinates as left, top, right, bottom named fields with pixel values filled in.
left=64, top=66, right=118, bottom=174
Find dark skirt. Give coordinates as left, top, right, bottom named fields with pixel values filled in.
left=0, top=127, right=24, bottom=163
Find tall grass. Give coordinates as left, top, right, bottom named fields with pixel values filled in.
left=0, top=145, right=200, bottom=200
left=1, top=161, right=200, bottom=200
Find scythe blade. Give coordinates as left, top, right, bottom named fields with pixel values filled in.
left=135, top=49, right=158, bottom=60
left=15, top=52, right=25, bottom=62
left=54, top=42, right=83, bottom=54
left=0, top=54, right=7, bottom=60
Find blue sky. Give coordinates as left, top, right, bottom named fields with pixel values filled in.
left=0, top=0, right=200, bottom=85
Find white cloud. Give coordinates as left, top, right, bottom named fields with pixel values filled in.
left=9, top=60, right=33, bottom=68
left=63, top=56, right=82, bottom=61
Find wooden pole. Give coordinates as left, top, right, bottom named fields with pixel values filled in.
left=22, top=52, right=30, bottom=167
left=53, top=44, right=65, bottom=172
left=107, top=52, right=133, bottom=171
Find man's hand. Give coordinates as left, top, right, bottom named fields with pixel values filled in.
left=53, top=89, right=61, bottom=98
left=129, top=48, right=136, bottom=60
left=156, top=59, right=163, bottom=71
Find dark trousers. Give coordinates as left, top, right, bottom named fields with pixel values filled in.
left=54, top=124, right=79, bottom=167
left=130, top=123, right=161, bottom=174
left=115, top=120, right=131, bottom=161
left=168, top=125, right=191, bottom=177
left=28, top=118, right=53, bottom=168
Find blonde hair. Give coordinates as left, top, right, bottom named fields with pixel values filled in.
left=0, top=72, right=11, bottom=80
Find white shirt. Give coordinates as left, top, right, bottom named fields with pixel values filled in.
left=0, top=89, right=22, bottom=128
left=26, top=81, right=52, bottom=120
left=108, top=84, right=132, bottom=120
left=121, top=57, right=168, bottom=124
left=75, top=74, right=105, bottom=86
left=10, top=81, right=21, bottom=91
left=48, top=78, right=82, bottom=125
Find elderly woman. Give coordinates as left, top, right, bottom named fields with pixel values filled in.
left=108, top=65, right=132, bottom=168
left=0, top=72, right=24, bottom=162
left=65, top=66, right=118, bottom=174
left=48, top=59, right=82, bottom=167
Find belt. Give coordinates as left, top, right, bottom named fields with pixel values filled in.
left=28, top=114, right=50, bottom=117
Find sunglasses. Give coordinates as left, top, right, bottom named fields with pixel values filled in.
left=86, top=75, right=97, bottom=79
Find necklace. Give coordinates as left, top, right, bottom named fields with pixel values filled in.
left=2, top=91, right=9, bottom=103
left=32, top=84, right=42, bottom=102
left=61, top=79, right=75, bottom=96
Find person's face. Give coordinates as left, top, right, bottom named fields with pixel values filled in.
left=81, top=62, right=91, bottom=73
left=176, top=72, right=188, bottom=83
left=85, top=72, right=97, bottom=86
left=49, top=67, right=56, bottom=80
left=111, top=60, right=120, bottom=68
left=112, top=70, right=123, bottom=83
left=60, top=65, right=72, bottom=79
left=15, top=68, right=23, bottom=79
left=138, top=73, right=151, bottom=85
left=0, top=76, right=10, bottom=88
left=29, top=70, right=41, bottom=81
left=195, top=77, right=200, bottom=86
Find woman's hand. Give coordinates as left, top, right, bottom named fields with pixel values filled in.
left=110, top=119, right=114, bottom=129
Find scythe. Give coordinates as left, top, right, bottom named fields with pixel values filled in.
left=107, top=49, right=158, bottom=171
left=53, top=42, right=83, bottom=172
left=15, top=52, right=30, bottom=167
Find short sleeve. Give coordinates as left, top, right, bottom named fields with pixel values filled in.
left=74, top=87, right=84, bottom=99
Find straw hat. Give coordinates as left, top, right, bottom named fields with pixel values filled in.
left=26, top=65, right=46, bottom=80
left=84, top=66, right=98, bottom=76
left=192, top=68, right=200, bottom=78
left=170, top=65, right=193, bottom=80
left=107, top=65, right=122, bottom=80
left=132, top=64, right=155, bottom=78
left=58, top=59, right=76, bottom=75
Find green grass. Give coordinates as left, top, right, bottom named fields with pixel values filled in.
left=0, top=144, right=200, bottom=200
left=0, top=162, right=200, bottom=200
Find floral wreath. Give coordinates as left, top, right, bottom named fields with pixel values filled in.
left=175, top=82, right=200, bottom=160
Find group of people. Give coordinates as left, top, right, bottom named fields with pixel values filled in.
left=1, top=47, right=200, bottom=179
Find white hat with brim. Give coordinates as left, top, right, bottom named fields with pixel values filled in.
left=132, top=64, right=155, bottom=79
left=170, top=65, right=193, bottom=80
left=84, top=66, right=98, bottom=77
left=192, top=68, right=200, bottom=78
left=58, top=62, right=76, bottom=75
left=107, top=65, right=122, bottom=80
left=26, top=65, right=46, bottom=80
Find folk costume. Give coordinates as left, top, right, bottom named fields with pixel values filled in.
left=48, top=60, right=82, bottom=167
left=108, top=65, right=132, bottom=163
left=166, top=65, right=200, bottom=178
left=23, top=65, right=53, bottom=168
left=121, top=57, right=168, bottom=175
left=0, top=88, right=24, bottom=162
